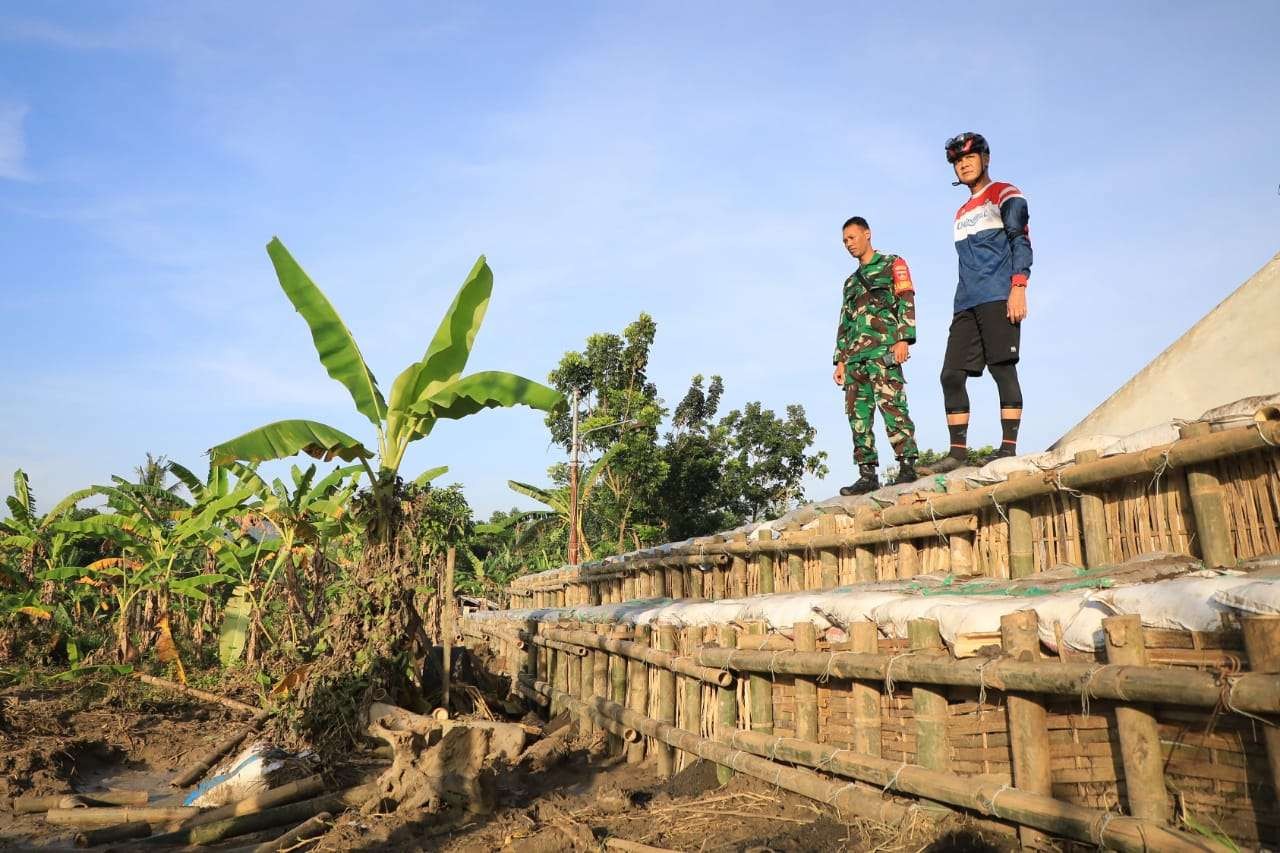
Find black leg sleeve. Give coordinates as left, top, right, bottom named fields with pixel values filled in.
left=989, top=363, right=1023, bottom=409
left=940, top=368, right=970, bottom=414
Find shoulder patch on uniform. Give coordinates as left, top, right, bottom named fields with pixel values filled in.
left=891, top=257, right=913, bottom=294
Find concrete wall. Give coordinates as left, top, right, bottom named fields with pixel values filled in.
left=1054, top=250, right=1280, bottom=447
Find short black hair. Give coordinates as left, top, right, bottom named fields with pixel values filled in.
left=842, top=216, right=870, bottom=231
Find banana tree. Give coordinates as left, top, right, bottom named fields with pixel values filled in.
left=1, top=470, right=96, bottom=589
left=208, top=239, right=563, bottom=542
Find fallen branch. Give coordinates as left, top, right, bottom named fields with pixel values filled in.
left=136, top=672, right=262, bottom=715
left=46, top=805, right=203, bottom=827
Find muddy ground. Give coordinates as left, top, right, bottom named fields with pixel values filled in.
left=1, top=677, right=1012, bottom=852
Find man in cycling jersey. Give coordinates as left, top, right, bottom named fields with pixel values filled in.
left=928, top=132, right=1032, bottom=474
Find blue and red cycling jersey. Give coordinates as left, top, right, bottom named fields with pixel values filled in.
left=952, top=181, right=1032, bottom=312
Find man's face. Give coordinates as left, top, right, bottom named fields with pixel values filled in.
left=952, top=152, right=987, bottom=186
left=843, top=224, right=871, bottom=258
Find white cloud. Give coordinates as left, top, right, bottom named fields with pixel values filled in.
left=0, top=103, right=30, bottom=180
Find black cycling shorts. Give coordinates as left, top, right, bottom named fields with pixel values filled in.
left=943, top=300, right=1021, bottom=376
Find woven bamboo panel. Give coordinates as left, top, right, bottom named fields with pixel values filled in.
left=1101, top=468, right=1197, bottom=563
left=1030, top=491, right=1084, bottom=571
left=1215, top=448, right=1280, bottom=560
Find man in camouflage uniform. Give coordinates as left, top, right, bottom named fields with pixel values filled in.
left=833, top=216, right=920, bottom=495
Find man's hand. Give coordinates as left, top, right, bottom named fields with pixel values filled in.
left=1007, top=287, right=1028, bottom=323
left=833, top=362, right=845, bottom=386
left=891, top=341, right=910, bottom=365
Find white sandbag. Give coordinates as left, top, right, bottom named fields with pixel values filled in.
left=930, top=597, right=1039, bottom=647
left=869, top=596, right=947, bottom=639
left=1101, top=421, right=1183, bottom=457
left=1212, top=579, right=1280, bottom=616
left=813, top=590, right=916, bottom=628
left=1087, top=572, right=1253, bottom=632
left=652, top=599, right=748, bottom=627
left=1199, top=393, right=1280, bottom=425
left=739, top=592, right=835, bottom=630
left=1029, top=591, right=1107, bottom=652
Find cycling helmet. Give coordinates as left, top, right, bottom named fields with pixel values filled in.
left=945, top=132, right=989, bottom=163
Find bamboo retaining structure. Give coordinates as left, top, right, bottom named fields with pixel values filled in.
left=470, top=416, right=1280, bottom=849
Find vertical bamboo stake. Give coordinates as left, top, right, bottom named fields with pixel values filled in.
left=758, top=550, right=775, bottom=594
left=895, top=495, right=917, bottom=579
left=523, top=620, right=538, bottom=685
left=711, top=561, right=726, bottom=600
left=1180, top=422, right=1236, bottom=568
left=670, top=565, right=686, bottom=599
left=745, top=622, right=773, bottom=736
left=1076, top=450, right=1111, bottom=568
left=716, top=624, right=738, bottom=785
left=593, top=623, right=609, bottom=721
left=793, top=622, right=819, bottom=743
left=689, top=567, right=704, bottom=600
left=909, top=619, right=949, bottom=771
left=854, top=508, right=876, bottom=583
left=818, top=515, right=840, bottom=589
left=622, top=575, right=635, bottom=602
left=849, top=622, right=881, bottom=757
left=1008, top=471, right=1035, bottom=578
left=945, top=482, right=974, bottom=575
left=787, top=552, right=804, bottom=591
left=626, top=624, right=650, bottom=764
left=1001, top=610, right=1052, bottom=851
left=1103, top=615, right=1170, bottom=822
left=549, top=644, right=564, bottom=718
left=1242, top=616, right=1280, bottom=798
left=680, top=627, right=702, bottom=769
left=578, top=625, right=596, bottom=737
left=609, top=625, right=628, bottom=754
left=442, top=547, right=456, bottom=710
left=652, top=567, right=666, bottom=599
left=732, top=534, right=748, bottom=598
left=657, top=625, right=677, bottom=777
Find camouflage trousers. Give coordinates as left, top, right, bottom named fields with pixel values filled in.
left=844, top=359, right=919, bottom=465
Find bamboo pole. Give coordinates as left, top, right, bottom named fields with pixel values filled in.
left=1103, top=615, right=1170, bottom=823
left=251, top=811, right=332, bottom=853
left=716, top=624, right=738, bottom=785
left=593, top=624, right=609, bottom=730
left=793, top=622, right=818, bottom=743
left=443, top=546, right=456, bottom=710
left=1007, top=471, right=1035, bottom=578
left=656, top=625, right=677, bottom=778
left=786, top=552, right=803, bottom=591
left=521, top=678, right=640, bottom=743
left=909, top=619, right=949, bottom=772
left=74, top=821, right=152, bottom=847
left=139, top=784, right=378, bottom=847
left=732, top=535, right=748, bottom=597
left=717, top=729, right=1215, bottom=853
left=849, top=622, right=881, bottom=757
left=542, top=627, right=733, bottom=686
left=894, top=496, right=917, bottom=580
left=579, top=694, right=923, bottom=827
left=1075, top=451, right=1110, bottom=568
left=15, top=790, right=149, bottom=813
left=609, top=625, right=629, bottom=753
left=46, top=806, right=203, bottom=826
left=670, top=566, right=685, bottom=599
left=578, top=625, right=595, bottom=736
left=690, top=638, right=1280, bottom=713
left=711, top=561, right=726, bottom=600
left=853, top=508, right=876, bottom=582
left=680, top=627, right=702, bottom=769
left=626, top=624, right=649, bottom=764
left=688, top=567, right=704, bottom=600
left=745, top=622, right=773, bottom=737
left=945, top=481, right=974, bottom=574
left=183, top=775, right=327, bottom=828
left=872, top=420, right=1280, bottom=528
left=1180, top=422, right=1235, bottom=568
left=818, top=515, right=840, bottom=589
left=1242, top=615, right=1280, bottom=800
left=757, top=550, right=775, bottom=594
left=622, top=575, right=635, bottom=602
left=1000, top=611, right=1052, bottom=852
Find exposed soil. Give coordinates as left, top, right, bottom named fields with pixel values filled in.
left=2, top=677, right=1015, bottom=853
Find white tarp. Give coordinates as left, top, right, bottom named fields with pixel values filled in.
left=1087, top=572, right=1253, bottom=632
left=1213, top=578, right=1280, bottom=616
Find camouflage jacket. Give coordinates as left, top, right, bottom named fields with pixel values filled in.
left=833, top=251, right=917, bottom=364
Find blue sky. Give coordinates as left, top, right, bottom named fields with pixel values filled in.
left=2, top=2, right=1278, bottom=518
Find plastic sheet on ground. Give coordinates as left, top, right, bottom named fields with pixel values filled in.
left=184, top=743, right=286, bottom=807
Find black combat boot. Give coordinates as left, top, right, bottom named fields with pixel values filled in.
left=925, top=450, right=967, bottom=475
left=839, top=463, right=880, bottom=496
left=891, top=457, right=918, bottom=486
